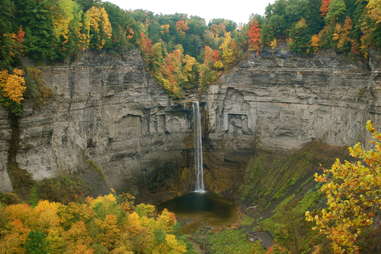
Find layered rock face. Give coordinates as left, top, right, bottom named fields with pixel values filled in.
left=0, top=51, right=193, bottom=193
left=1, top=49, right=381, bottom=193
left=207, top=49, right=381, bottom=152
left=0, top=110, right=12, bottom=192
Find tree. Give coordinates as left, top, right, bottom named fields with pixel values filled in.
left=326, top=0, right=347, bottom=23
left=367, top=0, right=381, bottom=24
left=247, top=20, right=261, bottom=54
left=321, top=0, right=331, bottom=16
left=176, top=20, right=189, bottom=37
left=0, top=68, right=26, bottom=104
left=15, top=0, right=59, bottom=61
left=332, top=16, right=353, bottom=49
left=306, top=121, right=381, bottom=254
left=311, top=34, right=320, bottom=49
left=83, top=6, right=112, bottom=49
left=219, top=32, right=240, bottom=67
left=288, top=18, right=311, bottom=54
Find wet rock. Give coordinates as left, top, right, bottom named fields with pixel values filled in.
left=247, top=231, right=273, bottom=248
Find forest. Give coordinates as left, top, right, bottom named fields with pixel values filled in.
left=1, top=0, right=381, bottom=105
left=1, top=0, right=381, bottom=253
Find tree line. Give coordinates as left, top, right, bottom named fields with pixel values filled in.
left=0, top=0, right=380, bottom=106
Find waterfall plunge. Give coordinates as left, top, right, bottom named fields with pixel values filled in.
left=193, top=101, right=205, bottom=193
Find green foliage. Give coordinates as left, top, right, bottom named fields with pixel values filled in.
left=240, top=142, right=349, bottom=253
left=24, top=67, right=53, bottom=108
left=207, top=229, right=265, bottom=254
left=103, top=2, right=139, bottom=52
left=34, top=175, right=90, bottom=203
left=15, top=0, right=59, bottom=61
left=326, top=0, right=347, bottom=23
left=288, top=18, right=312, bottom=53
left=240, top=142, right=347, bottom=207
left=7, top=162, right=34, bottom=198
left=0, top=192, right=21, bottom=205
left=259, top=191, right=325, bottom=253
left=24, top=231, right=48, bottom=254
left=261, top=0, right=380, bottom=55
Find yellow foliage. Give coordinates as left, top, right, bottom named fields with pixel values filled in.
left=270, top=39, right=278, bottom=49
left=306, top=121, right=381, bottom=254
left=52, top=0, right=78, bottom=42
left=0, top=68, right=26, bottom=104
left=83, top=6, right=112, bottom=49
left=332, top=17, right=353, bottom=49
left=160, top=24, right=170, bottom=34
left=367, top=0, right=381, bottom=24
left=0, top=194, right=187, bottom=254
left=220, top=32, right=238, bottom=66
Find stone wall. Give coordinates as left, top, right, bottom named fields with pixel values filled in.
left=206, top=49, right=381, bottom=152
left=1, top=51, right=193, bottom=193
left=1, top=48, right=381, bottom=194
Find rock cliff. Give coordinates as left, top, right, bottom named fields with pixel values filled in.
left=1, top=49, right=381, bottom=194
left=206, top=49, right=381, bottom=154
left=0, top=51, right=193, bottom=193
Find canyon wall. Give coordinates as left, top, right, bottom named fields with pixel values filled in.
left=1, top=49, right=381, bottom=193
left=207, top=49, right=381, bottom=154
left=0, top=51, right=193, bottom=193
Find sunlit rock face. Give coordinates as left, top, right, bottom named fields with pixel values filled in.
left=206, top=49, right=381, bottom=152
left=0, top=51, right=193, bottom=193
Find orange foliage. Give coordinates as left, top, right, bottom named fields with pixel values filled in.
left=176, top=20, right=189, bottom=36
left=139, top=32, right=153, bottom=61
left=247, top=20, right=261, bottom=54
left=320, top=0, right=331, bottom=16
left=204, top=46, right=219, bottom=65
left=0, top=68, right=26, bottom=103
left=16, top=27, right=25, bottom=43
left=332, top=17, right=353, bottom=49
left=311, top=34, right=320, bottom=49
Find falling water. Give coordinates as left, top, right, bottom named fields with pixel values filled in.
left=193, top=101, right=205, bottom=193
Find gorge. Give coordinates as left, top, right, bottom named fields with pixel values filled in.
left=1, top=47, right=380, bottom=195
left=2, top=0, right=381, bottom=252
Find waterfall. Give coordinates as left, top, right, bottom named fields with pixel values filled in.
left=193, top=101, right=205, bottom=193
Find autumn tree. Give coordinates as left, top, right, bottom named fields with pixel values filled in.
left=306, top=121, right=381, bottom=254
left=310, top=34, right=320, bottom=50
left=0, top=69, right=26, bottom=104
left=176, top=20, right=189, bottom=37
left=321, top=0, right=331, bottom=16
left=219, top=32, right=240, bottom=67
left=367, top=0, right=381, bottom=24
left=326, top=0, right=347, bottom=23
left=288, top=18, right=311, bottom=54
left=0, top=68, right=26, bottom=114
left=15, top=0, right=59, bottom=61
left=0, top=194, right=187, bottom=253
left=247, top=20, right=261, bottom=54
left=332, top=17, right=353, bottom=50
left=82, top=6, right=112, bottom=49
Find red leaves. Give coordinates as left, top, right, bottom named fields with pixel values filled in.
left=16, top=27, right=25, bottom=43
left=247, top=20, right=261, bottom=53
left=320, top=0, right=331, bottom=16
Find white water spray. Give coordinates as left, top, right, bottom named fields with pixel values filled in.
left=193, top=101, right=205, bottom=193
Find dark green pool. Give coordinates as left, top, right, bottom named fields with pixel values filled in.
left=159, top=192, right=234, bottom=219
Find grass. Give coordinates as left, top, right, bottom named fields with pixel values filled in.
left=239, top=141, right=348, bottom=253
